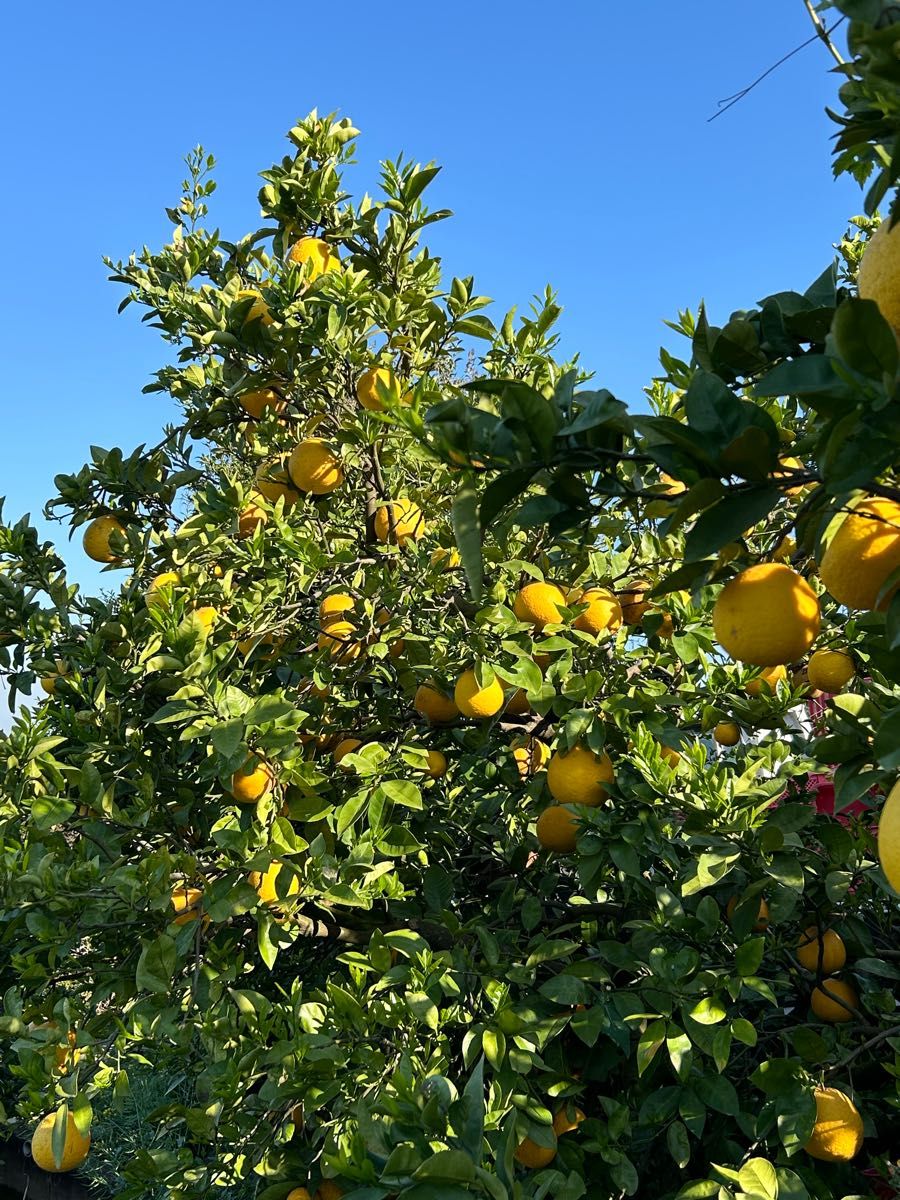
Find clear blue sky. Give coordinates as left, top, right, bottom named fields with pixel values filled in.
left=1, top=1, right=858, bottom=596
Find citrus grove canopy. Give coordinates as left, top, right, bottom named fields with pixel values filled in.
left=1, top=3, right=900, bottom=1199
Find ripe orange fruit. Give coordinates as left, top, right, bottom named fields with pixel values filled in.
left=713, top=721, right=740, bottom=746
left=250, top=861, right=300, bottom=904
left=317, top=621, right=362, bottom=662
left=505, top=688, right=532, bottom=716
left=536, top=805, right=580, bottom=853
left=726, top=895, right=769, bottom=932
left=238, top=497, right=268, bottom=539
left=238, top=386, right=284, bottom=420
left=811, top=978, right=858, bottom=1022
left=618, top=580, right=652, bottom=623
left=83, top=515, right=127, bottom=564
left=547, top=744, right=614, bottom=807
left=229, top=757, right=274, bottom=804
left=878, top=777, right=900, bottom=892
left=713, top=563, right=820, bottom=666
left=193, top=606, right=218, bottom=632
left=374, top=498, right=425, bottom=546
left=414, top=683, right=459, bottom=724
left=511, top=736, right=550, bottom=778
left=796, top=927, right=846, bottom=975
left=287, top=236, right=341, bottom=279
left=746, top=664, right=788, bottom=697
left=146, top=571, right=180, bottom=606
left=171, top=885, right=204, bottom=926
left=423, top=749, right=447, bottom=778
left=803, top=1087, right=863, bottom=1162
left=819, top=495, right=900, bottom=611
left=316, top=1182, right=345, bottom=1200
left=31, top=1111, right=91, bottom=1172
left=289, top=438, right=344, bottom=495
left=320, top=593, right=355, bottom=623
left=333, top=737, right=362, bottom=767
left=514, top=1134, right=557, bottom=1168
left=552, top=1105, right=586, bottom=1136
left=256, top=458, right=300, bottom=508
left=807, top=649, right=855, bottom=693
left=287, top=1189, right=313, bottom=1200
left=513, top=581, right=567, bottom=629
left=235, top=287, right=273, bottom=326
left=573, top=587, right=622, bottom=635
left=356, top=366, right=409, bottom=411
left=454, top=668, right=505, bottom=718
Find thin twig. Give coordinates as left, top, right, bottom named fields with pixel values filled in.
left=708, top=17, right=846, bottom=123
left=803, top=0, right=845, bottom=65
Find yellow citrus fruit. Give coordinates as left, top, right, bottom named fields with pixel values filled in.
left=714, top=721, right=740, bottom=746
left=513, top=581, right=567, bottom=629
left=238, top=386, right=285, bottom=420
left=333, top=737, right=362, bottom=767
left=31, top=1111, right=91, bottom=1172
left=287, top=1190, right=313, bottom=1200
left=772, top=535, right=796, bottom=561
left=726, top=895, right=769, bottom=932
left=374, top=498, right=425, bottom=546
left=317, top=620, right=362, bottom=662
left=146, top=571, right=180, bottom=606
left=514, top=1134, right=557, bottom=1168
left=315, top=1183, right=344, bottom=1200
left=193, top=606, right=218, bottom=632
left=772, top=456, right=807, bottom=496
left=713, top=563, right=820, bottom=665
left=171, top=885, right=204, bottom=926
left=414, top=683, right=459, bottom=724
left=287, top=236, right=341, bottom=279
left=573, top=587, right=622, bottom=635
left=431, top=546, right=461, bottom=569
left=804, top=1087, right=863, bottom=1163
left=320, top=593, right=355, bottom=623
left=552, top=1106, right=586, bottom=1136
left=746, top=664, right=788, bottom=697
left=250, top=861, right=299, bottom=904
left=619, top=580, right=652, bottom=623
left=256, top=459, right=300, bottom=508
left=819, top=496, right=900, bottom=610
left=238, top=497, right=268, bottom=540
left=505, top=688, right=532, bottom=716
left=83, top=515, right=126, bottom=564
left=657, top=742, right=681, bottom=768
left=454, top=668, right=505, bottom=718
left=356, top=366, right=409, bottom=411
left=423, top=749, right=447, bottom=778
left=658, top=471, right=687, bottom=496
left=796, top=927, right=846, bottom=975
left=536, top=805, right=580, bottom=853
left=512, top=737, right=551, bottom=778
left=40, top=660, right=68, bottom=695
left=810, top=977, right=858, bottom=1022
left=877, top=778, right=900, bottom=892
left=229, top=758, right=274, bottom=804
left=547, top=744, right=614, bottom=807
left=807, top=649, right=855, bottom=693
left=858, top=217, right=900, bottom=330
left=288, top=438, right=344, bottom=495
left=236, top=287, right=273, bottom=326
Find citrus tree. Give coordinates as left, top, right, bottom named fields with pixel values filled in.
left=1, top=5, right=899, bottom=1199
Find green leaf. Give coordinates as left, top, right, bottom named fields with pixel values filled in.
left=736, top=938, right=765, bottom=977
left=406, top=991, right=439, bottom=1030
left=688, top=996, right=727, bottom=1025
left=482, top=1029, right=505, bottom=1069
left=684, top=486, right=780, bottom=561
left=480, top=466, right=537, bottom=530
left=684, top=370, right=743, bottom=440
left=453, top=1057, right=485, bottom=1160
left=674, top=1184, right=719, bottom=1200
left=51, top=1105, right=70, bottom=1170
left=702, top=1073, right=739, bottom=1115
left=731, top=1018, right=757, bottom=1047
left=831, top=297, right=899, bottom=379
left=135, top=934, right=177, bottom=994
left=737, top=1157, right=777, bottom=1200
left=874, top=705, right=900, bottom=770
left=423, top=865, right=453, bottom=911
left=667, top=1120, right=691, bottom=1169
left=211, top=718, right=244, bottom=758
left=637, top=1019, right=667, bottom=1075
left=452, top=480, right=483, bottom=602
left=413, top=1150, right=476, bottom=1183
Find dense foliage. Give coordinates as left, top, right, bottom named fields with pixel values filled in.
left=1, top=3, right=898, bottom=1198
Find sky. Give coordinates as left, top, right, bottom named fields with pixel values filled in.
left=1, top=0, right=859, bottom=604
